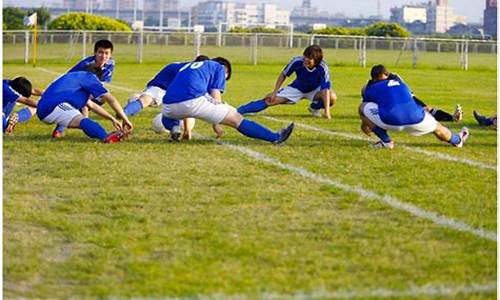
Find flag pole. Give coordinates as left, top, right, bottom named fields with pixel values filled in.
left=32, top=21, right=38, bottom=67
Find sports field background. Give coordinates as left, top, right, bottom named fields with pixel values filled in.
left=3, top=43, right=497, bottom=298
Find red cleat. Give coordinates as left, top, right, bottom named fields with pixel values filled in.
left=51, top=128, right=64, bottom=138
left=103, top=130, right=129, bottom=144
left=5, top=113, right=19, bottom=135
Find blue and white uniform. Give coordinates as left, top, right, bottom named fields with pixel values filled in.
left=68, top=56, right=114, bottom=105
left=140, top=62, right=187, bottom=106
left=37, top=72, right=108, bottom=127
left=3, top=80, right=22, bottom=119
left=277, top=56, right=331, bottom=103
left=162, top=60, right=231, bottom=124
left=362, top=79, right=437, bottom=136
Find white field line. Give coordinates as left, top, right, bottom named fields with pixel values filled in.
left=263, top=116, right=497, bottom=171
left=116, top=281, right=497, bottom=299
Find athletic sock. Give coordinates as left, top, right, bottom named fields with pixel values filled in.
left=483, top=118, right=494, bottom=126
left=431, top=109, right=453, bottom=122
left=310, top=99, right=325, bottom=109
left=237, top=99, right=268, bottom=114
left=161, top=116, right=181, bottom=132
left=80, top=118, right=107, bottom=140
left=54, top=124, right=66, bottom=133
left=371, top=126, right=392, bottom=143
left=123, top=99, right=144, bottom=116
left=17, top=108, right=32, bottom=123
left=2, top=116, right=7, bottom=133
left=237, top=119, right=279, bottom=142
left=448, top=133, right=461, bottom=146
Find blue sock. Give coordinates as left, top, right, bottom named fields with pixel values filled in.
left=161, top=116, right=180, bottom=132
left=449, top=133, right=461, bottom=146
left=237, top=99, right=268, bottom=114
left=310, top=99, right=325, bottom=109
left=372, top=126, right=391, bottom=143
left=3, top=116, right=7, bottom=133
left=237, top=119, right=279, bottom=142
left=80, top=118, right=107, bottom=140
left=483, top=118, right=494, bottom=126
left=17, top=108, right=32, bottom=123
left=123, top=99, right=144, bottom=116
left=55, top=124, right=65, bottom=133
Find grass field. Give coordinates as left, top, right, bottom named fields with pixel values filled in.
left=3, top=53, right=497, bottom=299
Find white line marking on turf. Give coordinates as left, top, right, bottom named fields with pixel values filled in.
left=263, top=116, right=497, bottom=171
left=111, top=281, right=497, bottom=299
left=205, top=138, right=495, bottom=242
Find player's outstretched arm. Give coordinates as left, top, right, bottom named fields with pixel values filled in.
left=86, top=99, right=122, bottom=131
left=100, top=93, right=133, bottom=131
left=270, top=73, right=286, bottom=100
left=17, top=96, right=38, bottom=108
left=321, top=89, right=331, bottom=119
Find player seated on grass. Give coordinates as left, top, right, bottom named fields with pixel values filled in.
left=52, top=39, right=115, bottom=138
left=161, top=57, right=295, bottom=144
left=362, top=71, right=463, bottom=122
left=121, top=55, right=210, bottom=140
left=3, top=77, right=42, bottom=135
left=359, top=64, right=469, bottom=149
left=237, top=45, right=336, bottom=119
left=36, top=65, right=133, bottom=144
left=473, top=111, right=497, bottom=130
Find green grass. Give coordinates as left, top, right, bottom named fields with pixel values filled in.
left=3, top=54, right=497, bottom=299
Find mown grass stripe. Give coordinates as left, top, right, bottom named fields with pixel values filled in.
left=263, top=116, right=497, bottom=171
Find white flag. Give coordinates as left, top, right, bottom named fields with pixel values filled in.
left=23, top=13, right=37, bottom=26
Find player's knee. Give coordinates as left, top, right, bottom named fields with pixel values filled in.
left=358, top=103, right=367, bottom=117
left=222, top=109, right=244, bottom=128
left=330, top=93, right=337, bottom=106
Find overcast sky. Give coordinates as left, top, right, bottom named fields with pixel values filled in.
left=8, top=0, right=486, bottom=23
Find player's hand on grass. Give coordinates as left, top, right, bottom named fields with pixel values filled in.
left=182, top=130, right=192, bottom=141
left=111, top=118, right=123, bottom=131
left=122, top=118, right=133, bottom=132
left=213, top=124, right=223, bottom=139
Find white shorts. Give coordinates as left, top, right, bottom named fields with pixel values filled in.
left=363, top=102, right=438, bottom=136
left=141, top=86, right=165, bottom=106
left=42, top=102, right=82, bottom=127
left=277, top=86, right=321, bottom=104
left=162, top=94, right=233, bottom=124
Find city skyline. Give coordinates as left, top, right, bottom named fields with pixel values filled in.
left=4, top=0, right=485, bottom=23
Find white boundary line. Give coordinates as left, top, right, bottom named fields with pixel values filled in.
left=263, top=116, right=497, bottom=171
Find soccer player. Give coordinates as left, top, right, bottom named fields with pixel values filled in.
left=362, top=71, right=463, bottom=122
left=121, top=55, right=209, bottom=140
left=161, top=57, right=294, bottom=144
left=359, top=64, right=469, bottom=148
left=237, top=45, right=336, bottom=119
left=473, top=111, right=497, bottom=130
left=3, top=77, right=40, bottom=135
left=36, top=65, right=133, bottom=143
left=52, top=39, right=115, bottom=138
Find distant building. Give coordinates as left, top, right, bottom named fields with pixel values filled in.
left=63, top=0, right=88, bottom=10
left=426, top=0, right=456, bottom=33
left=259, top=3, right=290, bottom=26
left=483, top=0, right=497, bottom=37
left=390, top=5, right=427, bottom=24
left=144, top=0, right=179, bottom=12
left=102, top=0, right=136, bottom=11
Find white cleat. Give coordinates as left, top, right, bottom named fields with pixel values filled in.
left=371, top=140, right=395, bottom=149
left=455, top=126, right=469, bottom=148
left=308, top=106, right=321, bottom=117
left=453, top=104, right=463, bottom=122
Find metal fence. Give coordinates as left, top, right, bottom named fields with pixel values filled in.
left=3, top=30, right=497, bottom=70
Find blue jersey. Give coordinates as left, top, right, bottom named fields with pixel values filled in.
left=2, top=80, right=22, bottom=117
left=37, top=72, right=108, bottom=120
left=68, top=56, right=115, bottom=83
left=363, top=79, right=425, bottom=126
left=283, top=56, right=331, bottom=93
left=163, top=60, right=226, bottom=104
left=147, top=62, right=187, bottom=90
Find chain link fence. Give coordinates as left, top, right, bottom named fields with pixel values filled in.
left=3, top=30, right=497, bottom=70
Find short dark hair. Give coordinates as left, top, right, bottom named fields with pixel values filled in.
left=94, top=39, right=113, bottom=53
left=370, top=64, right=389, bottom=80
left=10, top=77, right=32, bottom=98
left=212, top=57, right=232, bottom=81
left=85, top=64, right=104, bottom=81
left=303, top=45, right=323, bottom=67
left=194, top=55, right=209, bottom=62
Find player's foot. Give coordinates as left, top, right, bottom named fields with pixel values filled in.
left=454, top=126, right=469, bottom=148
left=5, top=113, right=19, bottom=135
left=473, top=110, right=488, bottom=126
left=453, top=104, right=463, bottom=122
left=168, top=131, right=181, bottom=142
left=51, top=128, right=65, bottom=138
left=273, top=122, right=295, bottom=145
left=308, top=106, right=321, bottom=117
left=371, top=140, right=395, bottom=149
left=103, top=130, right=129, bottom=144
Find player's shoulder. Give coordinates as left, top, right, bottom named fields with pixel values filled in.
left=289, top=56, right=304, bottom=65
left=106, top=58, right=115, bottom=66
left=318, top=60, right=330, bottom=71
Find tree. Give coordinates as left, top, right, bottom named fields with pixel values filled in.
left=49, top=13, right=131, bottom=31
left=365, top=22, right=410, bottom=37
left=3, top=7, right=26, bottom=30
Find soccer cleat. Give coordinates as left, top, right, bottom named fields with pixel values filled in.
left=5, top=113, right=19, bottom=135
left=308, top=106, right=321, bottom=117
left=371, top=140, right=395, bottom=149
left=473, top=110, right=488, bottom=126
left=51, top=127, right=65, bottom=138
left=103, top=130, right=129, bottom=144
left=454, top=126, right=469, bottom=148
left=273, top=122, right=295, bottom=145
left=168, top=131, right=181, bottom=142
left=453, top=104, right=463, bottom=122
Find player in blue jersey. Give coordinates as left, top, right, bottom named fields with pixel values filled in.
left=161, top=57, right=294, bottom=144
left=3, top=77, right=41, bottom=135
left=52, top=39, right=115, bottom=138
left=237, top=45, right=336, bottom=119
left=359, top=64, right=469, bottom=149
left=36, top=65, right=133, bottom=143
left=122, top=55, right=209, bottom=140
